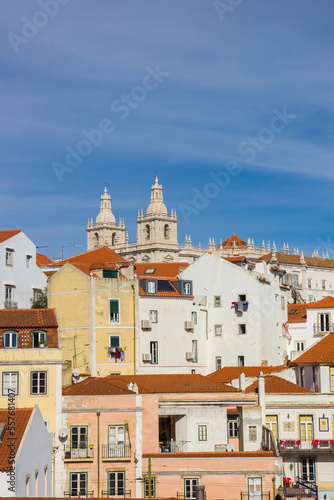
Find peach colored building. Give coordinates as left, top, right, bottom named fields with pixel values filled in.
left=60, top=374, right=283, bottom=499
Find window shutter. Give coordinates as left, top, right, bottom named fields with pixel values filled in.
left=110, top=300, right=119, bottom=314
left=110, top=336, right=120, bottom=347
left=103, top=269, right=118, bottom=279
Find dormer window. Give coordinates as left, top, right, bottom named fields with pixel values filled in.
left=183, top=282, right=191, bottom=295
left=31, top=331, right=47, bottom=348
left=147, top=281, right=156, bottom=294
left=3, top=331, right=18, bottom=348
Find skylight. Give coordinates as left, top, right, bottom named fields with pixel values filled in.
left=289, top=309, right=297, bottom=314
left=144, top=268, right=156, bottom=274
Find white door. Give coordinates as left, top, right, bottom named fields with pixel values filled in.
left=108, top=425, right=125, bottom=457
left=248, top=477, right=262, bottom=499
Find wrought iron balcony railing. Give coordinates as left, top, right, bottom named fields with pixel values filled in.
left=63, top=445, right=94, bottom=460
left=102, top=444, right=131, bottom=459
left=313, top=323, right=334, bottom=334
left=279, top=439, right=334, bottom=452
left=101, top=490, right=131, bottom=498
left=64, top=490, right=94, bottom=498
left=4, top=301, right=18, bottom=309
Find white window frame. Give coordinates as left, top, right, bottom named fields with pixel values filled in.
left=108, top=471, right=125, bottom=497
left=149, top=310, right=158, bottom=323
left=228, top=417, right=239, bottom=438
left=238, top=324, right=246, bottom=335
left=147, top=281, right=156, bottom=294
left=214, top=324, right=222, bottom=336
left=191, top=311, right=197, bottom=324
left=281, top=296, right=285, bottom=310
left=198, top=424, right=208, bottom=441
left=30, top=371, right=47, bottom=395
left=296, top=341, right=305, bottom=351
left=5, top=248, right=13, bottom=266
left=183, top=282, right=191, bottom=295
left=70, top=472, right=88, bottom=497
left=308, top=279, right=312, bottom=289
left=192, top=340, right=198, bottom=363
left=2, top=371, right=19, bottom=395
left=150, top=341, right=158, bottom=364
left=109, top=299, right=120, bottom=323
left=214, top=295, right=221, bottom=307
left=144, top=477, right=156, bottom=498
left=26, top=255, right=32, bottom=268
left=215, top=356, right=221, bottom=371
left=3, top=331, right=18, bottom=348
left=184, top=478, right=198, bottom=499
left=322, top=280, right=326, bottom=290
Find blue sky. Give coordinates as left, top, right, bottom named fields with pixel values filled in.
left=1, top=0, right=334, bottom=259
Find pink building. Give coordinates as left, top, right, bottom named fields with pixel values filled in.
left=61, top=374, right=282, bottom=499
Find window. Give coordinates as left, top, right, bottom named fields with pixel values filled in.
left=109, top=336, right=120, bottom=348
left=296, top=341, right=305, bottom=352
left=108, top=471, right=125, bottom=497
left=5, top=285, right=15, bottom=307
left=3, top=331, right=18, bottom=348
left=31, top=330, right=47, bottom=348
left=292, top=274, right=299, bottom=287
left=25, top=475, right=30, bottom=497
left=150, top=341, right=158, bottom=364
left=300, top=415, right=313, bottom=442
left=265, top=415, right=278, bottom=441
left=144, top=268, right=156, bottom=274
left=31, top=371, right=47, bottom=395
left=308, top=279, right=312, bottom=289
left=2, top=372, right=18, bottom=395
left=144, top=477, right=156, bottom=498
left=191, top=311, right=197, bottom=324
left=103, top=269, right=118, bottom=279
left=239, top=294, right=247, bottom=302
left=5, top=248, right=13, bottom=266
left=215, top=324, right=222, bottom=336
left=313, top=367, right=319, bottom=392
left=322, top=280, right=326, bottom=290
left=319, top=313, right=330, bottom=332
left=281, top=296, right=285, bottom=309
left=35, top=470, right=39, bottom=497
left=238, top=324, right=246, bottom=335
left=228, top=417, right=239, bottom=438
left=330, top=367, right=334, bottom=392
left=184, top=478, right=198, bottom=499
left=308, top=295, right=313, bottom=303
left=214, top=296, right=221, bottom=307
left=300, top=367, right=305, bottom=387
left=109, top=299, right=120, bottom=322
left=215, top=356, right=221, bottom=371
left=198, top=424, right=207, bottom=441
left=33, top=289, right=42, bottom=302
left=109, top=336, right=122, bottom=361
left=26, top=255, right=32, bottom=268
left=300, top=457, right=315, bottom=482
left=108, top=425, right=126, bottom=457
left=183, top=282, right=191, bottom=295
left=147, top=281, right=156, bottom=294
left=249, top=426, right=257, bottom=441
left=44, top=467, right=48, bottom=497
left=164, top=224, right=169, bottom=240
left=150, top=310, right=158, bottom=323
left=192, top=340, right=198, bottom=363
left=71, top=426, right=87, bottom=450
left=238, top=356, right=244, bottom=366
left=70, top=472, right=87, bottom=497
left=248, top=478, right=262, bottom=498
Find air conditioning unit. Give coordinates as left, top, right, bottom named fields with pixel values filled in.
left=141, top=319, right=152, bottom=329
left=186, top=352, right=195, bottom=361
left=185, top=321, right=194, bottom=330
left=142, top=353, right=152, bottom=362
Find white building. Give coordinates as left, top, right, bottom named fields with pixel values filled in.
left=0, top=406, right=54, bottom=497
left=0, top=230, right=47, bottom=309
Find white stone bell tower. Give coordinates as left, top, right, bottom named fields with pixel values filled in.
left=86, top=186, right=126, bottom=251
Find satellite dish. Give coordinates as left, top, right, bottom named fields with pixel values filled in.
left=58, top=427, right=68, bottom=442
left=226, top=443, right=235, bottom=452
left=72, top=368, right=80, bottom=377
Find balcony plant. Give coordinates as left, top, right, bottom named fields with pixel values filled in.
left=39, top=339, right=46, bottom=348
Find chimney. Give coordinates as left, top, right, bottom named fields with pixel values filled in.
left=239, top=372, right=246, bottom=391
left=258, top=372, right=266, bottom=424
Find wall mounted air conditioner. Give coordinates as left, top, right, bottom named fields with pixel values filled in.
left=186, top=352, right=195, bottom=361
left=185, top=321, right=194, bottom=330
left=141, top=320, right=152, bottom=329
left=142, top=353, right=152, bottom=362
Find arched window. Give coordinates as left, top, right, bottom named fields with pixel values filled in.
left=112, top=233, right=116, bottom=246
left=3, top=331, right=19, bottom=348
left=145, top=225, right=150, bottom=240
left=94, top=233, right=99, bottom=247
left=164, top=224, right=169, bottom=240
left=31, top=331, right=47, bottom=348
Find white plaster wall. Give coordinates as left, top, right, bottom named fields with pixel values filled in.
left=0, top=471, right=14, bottom=497
left=16, top=406, right=53, bottom=497
left=184, top=406, right=228, bottom=452
left=0, top=231, right=47, bottom=309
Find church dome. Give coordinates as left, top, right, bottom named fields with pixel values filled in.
left=146, top=176, right=168, bottom=216
left=95, top=186, right=116, bottom=225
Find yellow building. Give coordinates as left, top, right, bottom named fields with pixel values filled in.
left=48, top=246, right=138, bottom=377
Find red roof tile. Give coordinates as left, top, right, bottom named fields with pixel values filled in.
left=245, top=375, right=313, bottom=394
left=53, top=246, right=128, bottom=276
left=288, top=303, right=308, bottom=323
left=134, top=262, right=189, bottom=278
left=63, top=377, right=135, bottom=396
left=207, top=366, right=286, bottom=383
left=0, top=229, right=22, bottom=243
left=0, top=408, right=33, bottom=470
left=257, top=253, right=334, bottom=269
left=223, top=256, right=247, bottom=262
left=36, top=253, right=53, bottom=266
left=0, top=309, right=59, bottom=348
left=219, top=234, right=247, bottom=248
left=290, top=333, right=334, bottom=365
left=307, top=296, right=334, bottom=309
left=143, top=450, right=274, bottom=458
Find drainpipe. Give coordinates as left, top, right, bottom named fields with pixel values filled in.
left=131, top=284, right=136, bottom=375
left=89, top=273, right=96, bottom=376
left=148, top=454, right=152, bottom=499
left=97, top=412, right=100, bottom=497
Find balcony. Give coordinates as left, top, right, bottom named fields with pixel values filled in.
left=4, top=301, right=18, bottom=309
left=102, top=444, right=131, bottom=460
left=63, top=445, right=94, bottom=461
left=278, top=439, right=334, bottom=452
left=101, top=491, right=131, bottom=498
left=64, top=491, right=94, bottom=498
left=313, top=323, right=334, bottom=335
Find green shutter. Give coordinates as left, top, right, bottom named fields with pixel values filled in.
left=103, top=269, right=118, bottom=279
left=109, top=300, right=119, bottom=314
left=110, top=336, right=120, bottom=347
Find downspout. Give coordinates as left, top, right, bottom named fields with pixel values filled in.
left=89, top=273, right=96, bottom=376
left=131, top=284, right=136, bottom=375
left=97, top=412, right=100, bottom=497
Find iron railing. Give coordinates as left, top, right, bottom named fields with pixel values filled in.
left=63, top=445, right=94, bottom=460
left=64, top=491, right=94, bottom=498
left=313, top=323, right=334, bottom=334
left=102, top=444, right=131, bottom=459
left=4, top=301, right=18, bottom=309
left=240, top=492, right=270, bottom=499
left=101, top=490, right=131, bottom=498
left=278, top=439, right=334, bottom=452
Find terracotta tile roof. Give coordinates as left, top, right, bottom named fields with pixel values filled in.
left=0, top=229, right=22, bottom=244
left=290, top=333, right=334, bottom=365
left=307, top=296, right=334, bottom=309
left=53, top=246, right=128, bottom=276
left=258, top=253, right=334, bottom=269
left=63, top=377, right=135, bottom=396
left=36, top=253, right=53, bottom=266
left=0, top=309, right=59, bottom=348
left=219, top=234, right=247, bottom=248
left=223, top=256, right=247, bottom=263
left=0, top=408, right=33, bottom=470
left=143, top=450, right=274, bottom=458
left=139, top=278, right=186, bottom=298
left=207, top=365, right=286, bottom=383
left=245, top=375, right=313, bottom=394
left=134, top=262, right=189, bottom=278
left=288, top=303, right=308, bottom=323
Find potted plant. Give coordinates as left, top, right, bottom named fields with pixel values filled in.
left=39, top=338, right=46, bottom=348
